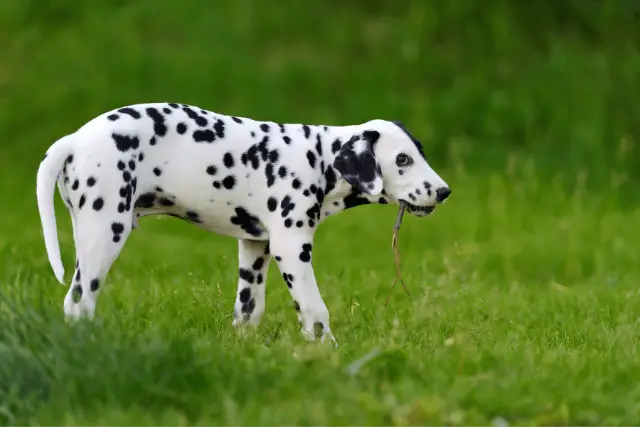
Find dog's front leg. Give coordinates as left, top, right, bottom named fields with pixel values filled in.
left=269, top=230, right=337, bottom=347
left=232, top=239, right=271, bottom=327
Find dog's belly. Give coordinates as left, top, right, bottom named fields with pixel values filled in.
left=129, top=144, right=272, bottom=239
left=135, top=201, right=269, bottom=240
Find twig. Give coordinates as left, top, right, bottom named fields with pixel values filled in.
left=385, top=202, right=411, bottom=307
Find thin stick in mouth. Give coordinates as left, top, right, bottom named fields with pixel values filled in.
left=385, top=201, right=411, bottom=307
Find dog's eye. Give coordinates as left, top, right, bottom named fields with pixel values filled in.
left=395, top=154, right=413, bottom=167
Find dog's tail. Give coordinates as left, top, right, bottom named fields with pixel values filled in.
left=36, top=134, right=75, bottom=285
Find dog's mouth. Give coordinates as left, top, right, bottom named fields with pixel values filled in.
left=402, top=201, right=436, bottom=217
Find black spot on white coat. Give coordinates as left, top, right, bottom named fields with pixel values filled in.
left=299, top=243, right=312, bottom=262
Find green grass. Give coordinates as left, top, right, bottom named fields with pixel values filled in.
left=3, top=164, right=640, bottom=425
left=2, top=0, right=640, bottom=425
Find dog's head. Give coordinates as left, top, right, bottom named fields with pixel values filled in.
left=333, top=120, right=450, bottom=216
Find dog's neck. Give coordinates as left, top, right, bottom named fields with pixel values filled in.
left=301, top=123, right=391, bottom=216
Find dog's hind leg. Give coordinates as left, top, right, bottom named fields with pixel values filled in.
left=55, top=175, right=84, bottom=310
left=61, top=163, right=135, bottom=320
left=232, top=239, right=271, bottom=327
left=63, top=207, right=133, bottom=320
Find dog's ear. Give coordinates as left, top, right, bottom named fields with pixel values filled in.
left=332, top=130, right=383, bottom=195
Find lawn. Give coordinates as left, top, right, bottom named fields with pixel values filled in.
left=3, top=164, right=640, bottom=425
left=1, top=1, right=640, bottom=425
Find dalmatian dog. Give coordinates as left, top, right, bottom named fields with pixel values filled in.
left=36, top=102, right=451, bottom=345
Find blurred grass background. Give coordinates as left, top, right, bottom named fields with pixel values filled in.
left=1, top=0, right=640, bottom=425
left=1, top=0, right=639, bottom=187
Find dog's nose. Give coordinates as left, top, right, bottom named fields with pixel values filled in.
left=435, top=187, right=451, bottom=202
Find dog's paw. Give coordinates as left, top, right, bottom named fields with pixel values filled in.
left=320, top=331, right=339, bottom=349
left=232, top=311, right=261, bottom=328
left=300, top=322, right=339, bottom=349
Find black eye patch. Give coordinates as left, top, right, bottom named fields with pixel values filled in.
left=396, top=153, right=413, bottom=167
